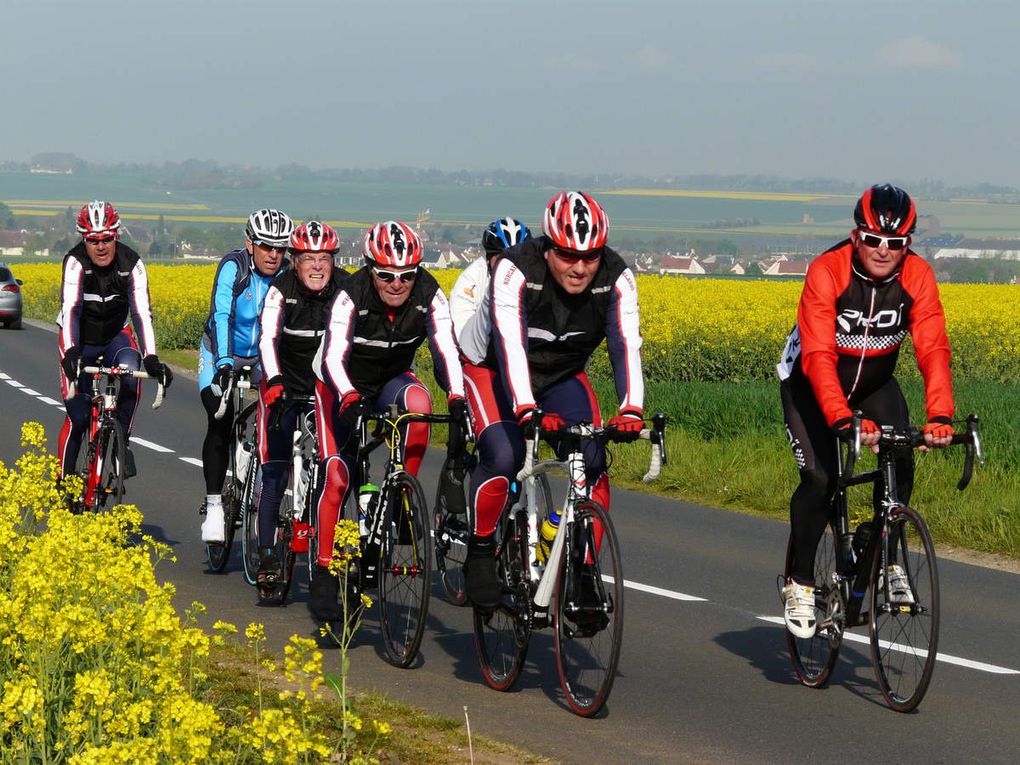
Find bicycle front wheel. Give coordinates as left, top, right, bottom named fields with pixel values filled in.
left=433, top=483, right=469, bottom=607
left=473, top=510, right=529, bottom=691
left=258, top=489, right=298, bottom=606
left=552, top=500, right=623, bottom=717
left=207, top=472, right=241, bottom=573
left=378, top=472, right=431, bottom=668
left=240, top=461, right=264, bottom=587
left=784, top=522, right=842, bottom=688
left=869, top=504, right=939, bottom=712
left=94, top=419, right=127, bottom=512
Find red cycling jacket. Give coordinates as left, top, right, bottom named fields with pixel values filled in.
left=777, top=240, right=953, bottom=427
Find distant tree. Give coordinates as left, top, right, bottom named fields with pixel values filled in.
left=23, top=234, right=48, bottom=256
left=0, top=202, right=15, bottom=229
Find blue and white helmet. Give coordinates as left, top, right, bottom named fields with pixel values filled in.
left=482, top=217, right=531, bottom=255
left=244, top=208, right=294, bottom=248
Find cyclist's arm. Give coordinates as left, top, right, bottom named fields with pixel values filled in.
left=58, top=255, right=85, bottom=353
left=903, top=258, right=954, bottom=422
left=490, top=258, right=535, bottom=417
left=318, top=288, right=357, bottom=397
left=258, top=284, right=286, bottom=384
left=425, top=288, right=465, bottom=397
left=798, top=258, right=850, bottom=427
left=449, top=257, right=486, bottom=339
left=604, top=267, right=644, bottom=414
left=210, top=258, right=240, bottom=367
left=126, top=257, right=157, bottom=357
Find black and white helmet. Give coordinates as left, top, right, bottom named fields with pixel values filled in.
left=244, top=208, right=294, bottom=248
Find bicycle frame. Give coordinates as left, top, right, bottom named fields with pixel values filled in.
left=223, top=371, right=259, bottom=518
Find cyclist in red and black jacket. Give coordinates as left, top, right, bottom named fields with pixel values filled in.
left=310, top=220, right=466, bottom=623
left=255, top=221, right=347, bottom=593
left=57, top=201, right=173, bottom=482
left=464, top=191, right=644, bottom=610
left=777, top=184, right=955, bottom=639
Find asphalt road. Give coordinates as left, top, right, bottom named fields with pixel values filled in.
left=2, top=322, right=1019, bottom=764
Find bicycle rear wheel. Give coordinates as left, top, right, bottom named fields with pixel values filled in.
left=473, top=510, right=529, bottom=691
left=552, top=500, right=623, bottom=717
left=240, top=461, right=264, bottom=587
left=378, top=472, right=431, bottom=668
left=784, top=522, right=842, bottom=687
left=94, top=419, right=127, bottom=512
left=869, top=504, right=939, bottom=712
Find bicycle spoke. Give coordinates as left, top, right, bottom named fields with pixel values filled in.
left=784, top=523, right=842, bottom=687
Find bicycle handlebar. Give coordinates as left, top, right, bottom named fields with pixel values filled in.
left=213, top=367, right=254, bottom=421
left=840, top=411, right=983, bottom=490
left=74, top=365, right=165, bottom=410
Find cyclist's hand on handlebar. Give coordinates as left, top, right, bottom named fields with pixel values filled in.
left=921, top=418, right=954, bottom=451
left=212, top=363, right=233, bottom=397
left=833, top=416, right=880, bottom=453
left=338, top=391, right=366, bottom=429
left=447, top=394, right=470, bottom=432
left=263, top=378, right=285, bottom=408
left=608, top=408, right=644, bottom=442
left=144, top=354, right=173, bottom=389
left=515, top=405, right=537, bottom=438
left=61, top=346, right=81, bottom=382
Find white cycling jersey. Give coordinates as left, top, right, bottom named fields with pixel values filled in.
left=449, top=256, right=491, bottom=365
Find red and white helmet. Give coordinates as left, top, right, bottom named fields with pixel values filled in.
left=76, top=201, right=121, bottom=236
left=362, top=221, right=423, bottom=267
left=290, top=220, right=340, bottom=253
left=542, top=191, right=609, bottom=252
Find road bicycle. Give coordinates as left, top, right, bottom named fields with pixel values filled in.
left=782, top=413, right=983, bottom=712
left=320, top=405, right=456, bottom=668
left=244, top=394, right=319, bottom=605
left=474, top=412, right=667, bottom=717
left=68, top=364, right=164, bottom=512
left=205, top=367, right=260, bottom=573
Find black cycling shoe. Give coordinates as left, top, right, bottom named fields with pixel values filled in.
left=309, top=565, right=342, bottom=623
left=571, top=569, right=610, bottom=637
left=256, top=547, right=280, bottom=597
left=465, top=535, right=501, bottom=609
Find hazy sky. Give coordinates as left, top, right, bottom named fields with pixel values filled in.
left=3, top=0, right=1016, bottom=186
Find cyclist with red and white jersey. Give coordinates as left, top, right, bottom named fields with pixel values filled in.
left=310, top=220, right=467, bottom=622
left=778, top=184, right=955, bottom=639
left=255, top=221, right=347, bottom=593
left=463, top=191, right=644, bottom=613
left=57, top=201, right=173, bottom=483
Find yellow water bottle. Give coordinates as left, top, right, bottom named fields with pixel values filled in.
left=536, top=508, right=562, bottom=563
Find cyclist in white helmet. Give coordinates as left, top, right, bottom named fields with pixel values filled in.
left=198, top=208, right=293, bottom=544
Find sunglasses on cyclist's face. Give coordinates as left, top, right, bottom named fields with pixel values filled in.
left=253, top=240, right=288, bottom=253
left=857, top=230, right=909, bottom=251
left=372, top=266, right=418, bottom=283
left=552, top=247, right=602, bottom=263
left=85, top=235, right=116, bottom=245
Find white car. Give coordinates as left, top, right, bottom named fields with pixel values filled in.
left=0, top=262, right=24, bottom=329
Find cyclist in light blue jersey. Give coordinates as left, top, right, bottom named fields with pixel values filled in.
left=199, top=208, right=293, bottom=542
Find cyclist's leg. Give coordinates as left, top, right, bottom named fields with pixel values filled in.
left=781, top=377, right=838, bottom=585
left=463, top=364, right=522, bottom=607
left=255, top=391, right=298, bottom=580
left=373, top=371, right=432, bottom=476
left=310, top=381, right=355, bottom=621
left=57, top=344, right=96, bottom=480
left=108, top=330, right=141, bottom=478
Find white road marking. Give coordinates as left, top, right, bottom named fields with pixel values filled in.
left=5, top=379, right=23, bottom=388
left=179, top=457, right=203, bottom=467
left=38, top=396, right=62, bottom=406
left=604, top=574, right=708, bottom=602
left=131, top=437, right=174, bottom=453
left=0, top=372, right=9, bottom=379
left=21, top=387, right=40, bottom=396
left=756, top=616, right=1019, bottom=675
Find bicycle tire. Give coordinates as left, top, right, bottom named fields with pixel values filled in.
left=552, top=500, right=623, bottom=717
left=240, top=460, right=264, bottom=587
left=869, top=504, right=940, bottom=712
left=94, top=418, right=127, bottom=512
left=784, top=522, right=842, bottom=687
left=377, top=471, right=431, bottom=668
left=473, top=509, right=529, bottom=692
left=257, top=489, right=298, bottom=606
left=433, top=481, right=469, bottom=607
left=206, top=473, right=241, bottom=573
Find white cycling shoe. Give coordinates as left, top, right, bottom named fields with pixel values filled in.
left=201, top=499, right=225, bottom=543
left=882, top=565, right=916, bottom=605
left=782, top=579, right=817, bottom=639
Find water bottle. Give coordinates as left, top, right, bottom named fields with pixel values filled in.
left=358, top=482, right=380, bottom=537
left=852, top=521, right=873, bottom=562
left=536, top=506, right=562, bottom=563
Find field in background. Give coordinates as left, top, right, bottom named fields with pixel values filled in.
left=8, top=172, right=1020, bottom=241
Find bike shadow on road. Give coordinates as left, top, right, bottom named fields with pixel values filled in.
left=713, top=624, right=893, bottom=707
